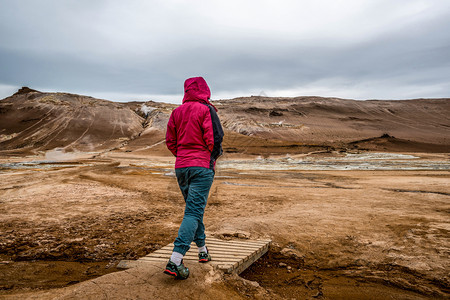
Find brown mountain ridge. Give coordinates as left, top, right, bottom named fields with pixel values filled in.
left=1, top=87, right=449, bottom=156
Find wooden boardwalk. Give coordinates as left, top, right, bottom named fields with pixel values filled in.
left=117, top=237, right=271, bottom=274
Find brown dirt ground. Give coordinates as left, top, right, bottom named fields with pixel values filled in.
left=0, top=151, right=449, bottom=299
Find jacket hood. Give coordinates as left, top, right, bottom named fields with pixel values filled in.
left=182, top=77, right=217, bottom=111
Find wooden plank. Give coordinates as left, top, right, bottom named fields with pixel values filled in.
left=140, top=251, right=250, bottom=259
left=151, top=248, right=254, bottom=255
left=204, top=239, right=265, bottom=247
left=140, top=255, right=244, bottom=263
left=207, top=239, right=270, bottom=247
left=197, top=243, right=260, bottom=250
left=148, top=250, right=251, bottom=260
left=152, top=246, right=256, bottom=255
left=140, top=254, right=248, bottom=262
left=164, top=238, right=269, bottom=248
left=118, top=238, right=271, bottom=274
left=234, top=243, right=269, bottom=275
left=164, top=241, right=262, bottom=249
left=152, top=247, right=251, bottom=255
left=207, top=238, right=270, bottom=245
left=164, top=243, right=261, bottom=251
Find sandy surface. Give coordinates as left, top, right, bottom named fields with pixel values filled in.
left=0, top=151, right=449, bottom=299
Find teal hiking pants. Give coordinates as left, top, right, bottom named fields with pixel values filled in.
left=173, top=167, right=214, bottom=255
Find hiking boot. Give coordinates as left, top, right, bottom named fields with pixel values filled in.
left=163, top=259, right=190, bottom=279
left=198, top=247, right=211, bottom=263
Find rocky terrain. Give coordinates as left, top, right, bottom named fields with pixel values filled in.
left=0, top=88, right=449, bottom=299
left=1, top=88, right=449, bottom=157
left=217, top=96, right=450, bottom=153
left=0, top=87, right=144, bottom=155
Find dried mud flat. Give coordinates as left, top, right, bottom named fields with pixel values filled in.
left=0, top=151, right=449, bottom=299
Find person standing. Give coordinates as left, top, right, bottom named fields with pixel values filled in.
left=164, top=77, right=224, bottom=279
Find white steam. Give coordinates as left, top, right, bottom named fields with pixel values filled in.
left=140, top=104, right=156, bottom=117
left=44, top=148, right=88, bottom=161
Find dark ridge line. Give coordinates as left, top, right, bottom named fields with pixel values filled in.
left=385, top=189, right=450, bottom=196
left=349, top=133, right=395, bottom=144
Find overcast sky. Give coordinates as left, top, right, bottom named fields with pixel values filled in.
left=1, top=0, right=449, bottom=103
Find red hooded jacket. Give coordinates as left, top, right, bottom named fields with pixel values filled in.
left=166, top=77, right=224, bottom=170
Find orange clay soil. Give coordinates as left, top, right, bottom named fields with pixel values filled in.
left=0, top=151, right=448, bottom=299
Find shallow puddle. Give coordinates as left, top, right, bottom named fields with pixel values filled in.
left=0, top=260, right=120, bottom=295
left=0, top=161, right=85, bottom=172
left=218, top=153, right=450, bottom=171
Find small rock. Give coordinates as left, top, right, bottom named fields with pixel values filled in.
left=312, top=291, right=323, bottom=298
left=215, top=230, right=250, bottom=240
left=287, top=266, right=292, bottom=270
left=237, top=232, right=250, bottom=239
left=240, top=278, right=260, bottom=288
left=280, top=247, right=304, bottom=260
left=354, top=258, right=367, bottom=266
left=279, top=262, right=287, bottom=267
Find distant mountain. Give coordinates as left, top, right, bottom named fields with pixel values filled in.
left=216, top=96, right=450, bottom=153
left=0, top=88, right=144, bottom=155
left=1, top=88, right=449, bottom=156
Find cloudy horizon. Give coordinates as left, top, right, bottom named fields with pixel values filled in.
left=1, top=0, right=449, bottom=103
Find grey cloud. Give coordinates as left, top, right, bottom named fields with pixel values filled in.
left=0, top=0, right=449, bottom=101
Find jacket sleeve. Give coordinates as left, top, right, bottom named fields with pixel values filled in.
left=165, top=111, right=177, bottom=156
left=202, top=108, right=214, bottom=153
left=202, top=105, right=224, bottom=160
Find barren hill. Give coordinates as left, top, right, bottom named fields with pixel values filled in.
left=127, top=95, right=450, bottom=155
left=0, top=88, right=144, bottom=155
left=1, top=88, right=449, bottom=156
left=216, top=96, right=450, bottom=153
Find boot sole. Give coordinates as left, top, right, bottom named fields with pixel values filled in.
left=164, top=269, right=189, bottom=280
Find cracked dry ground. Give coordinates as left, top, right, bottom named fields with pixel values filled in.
left=0, top=156, right=449, bottom=299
